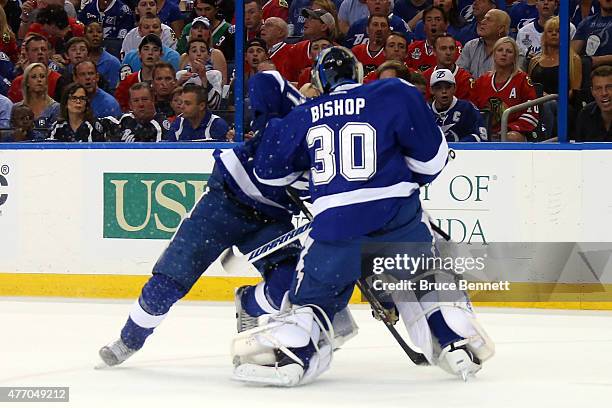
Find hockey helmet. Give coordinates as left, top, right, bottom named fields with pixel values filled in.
left=311, top=46, right=364, bottom=93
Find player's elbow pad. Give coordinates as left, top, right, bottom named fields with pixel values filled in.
left=404, top=137, right=449, bottom=178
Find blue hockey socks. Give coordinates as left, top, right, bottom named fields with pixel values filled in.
left=241, top=282, right=279, bottom=317
left=120, top=273, right=187, bottom=350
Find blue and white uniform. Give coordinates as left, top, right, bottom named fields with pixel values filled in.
left=254, top=78, right=448, bottom=318
left=166, top=111, right=229, bottom=141
left=430, top=97, right=487, bottom=142
left=117, top=71, right=307, bottom=352
left=78, top=0, right=134, bottom=39
left=214, top=71, right=306, bottom=219
left=344, top=14, right=412, bottom=48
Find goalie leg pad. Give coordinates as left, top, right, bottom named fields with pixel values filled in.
left=231, top=303, right=334, bottom=387
left=392, top=271, right=495, bottom=369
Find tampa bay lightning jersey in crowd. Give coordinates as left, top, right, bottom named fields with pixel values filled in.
left=213, top=71, right=307, bottom=220
left=254, top=78, right=448, bottom=241
left=78, top=0, right=134, bottom=39
left=430, top=97, right=487, bottom=142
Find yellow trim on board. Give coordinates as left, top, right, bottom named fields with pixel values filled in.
left=1, top=273, right=612, bottom=310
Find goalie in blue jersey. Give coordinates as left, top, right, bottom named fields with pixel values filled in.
left=97, top=71, right=316, bottom=367
left=231, top=47, right=495, bottom=386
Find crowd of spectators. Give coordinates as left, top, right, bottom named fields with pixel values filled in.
left=0, top=0, right=235, bottom=142
left=245, top=0, right=612, bottom=142
left=0, top=0, right=609, bottom=143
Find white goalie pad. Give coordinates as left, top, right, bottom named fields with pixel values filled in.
left=392, top=270, right=495, bottom=366
left=231, top=302, right=335, bottom=387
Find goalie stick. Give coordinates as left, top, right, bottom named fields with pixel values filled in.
left=285, top=188, right=430, bottom=366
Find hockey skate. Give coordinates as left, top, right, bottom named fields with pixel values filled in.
left=98, top=338, right=137, bottom=367
left=438, top=339, right=482, bottom=381
left=235, top=286, right=258, bottom=333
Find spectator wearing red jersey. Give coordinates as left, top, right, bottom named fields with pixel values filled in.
left=245, top=0, right=264, bottom=40
left=27, top=5, right=84, bottom=54
left=363, top=31, right=414, bottom=83
left=297, top=37, right=333, bottom=87
left=115, top=34, right=164, bottom=112
left=284, top=9, right=336, bottom=82
left=8, top=34, right=66, bottom=102
left=262, top=0, right=289, bottom=22
left=423, top=33, right=473, bottom=101
left=260, top=17, right=293, bottom=79
left=351, top=15, right=390, bottom=75
left=471, top=36, right=539, bottom=142
left=407, top=6, right=462, bottom=71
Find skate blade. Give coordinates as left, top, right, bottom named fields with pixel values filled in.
left=94, top=362, right=111, bottom=370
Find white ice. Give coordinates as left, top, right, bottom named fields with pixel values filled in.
left=1, top=298, right=611, bottom=408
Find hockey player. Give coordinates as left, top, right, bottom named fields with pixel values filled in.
left=232, top=47, right=494, bottom=387
left=430, top=69, right=488, bottom=142
left=97, top=71, right=308, bottom=366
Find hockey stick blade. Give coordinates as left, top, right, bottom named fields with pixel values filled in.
left=219, top=222, right=312, bottom=274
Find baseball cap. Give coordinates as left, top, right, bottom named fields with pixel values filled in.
left=247, top=37, right=268, bottom=53
left=192, top=16, right=211, bottom=29
left=301, top=9, right=336, bottom=34
left=430, top=69, right=455, bottom=87
left=139, top=33, right=163, bottom=51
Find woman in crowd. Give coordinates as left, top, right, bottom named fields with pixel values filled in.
left=528, top=16, right=582, bottom=97
left=528, top=16, right=582, bottom=138
left=15, top=62, right=60, bottom=140
left=471, top=37, right=539, bottom=142
left=48, top=83, right=104, bottom=142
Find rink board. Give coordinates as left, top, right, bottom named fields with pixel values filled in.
left=1, top=146, right=612, bottom=309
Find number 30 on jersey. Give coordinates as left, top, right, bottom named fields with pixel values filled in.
left=307, top=122, right=377, bottom=185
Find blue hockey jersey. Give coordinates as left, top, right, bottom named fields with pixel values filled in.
left=213, top=71, right=307, bottom=220
left=254, top=78, right=448, bottom=241
left=78, top=0, right=134, bottom=39
left=430, top=97, right=487, bottom=142
left=344, top=14, right=411, bottom=48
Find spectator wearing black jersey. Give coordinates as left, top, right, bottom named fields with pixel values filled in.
left=102, top=82, right=170, bottom=142
left=48, top=82, right=105, bottom=142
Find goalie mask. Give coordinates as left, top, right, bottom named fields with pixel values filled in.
left=311, top=46, right=364, bottom=94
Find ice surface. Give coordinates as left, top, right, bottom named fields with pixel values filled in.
left=1, top=299, right=611, bottom=408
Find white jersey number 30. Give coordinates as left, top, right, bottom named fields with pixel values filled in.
left=307, top=122, right=377, bottom=185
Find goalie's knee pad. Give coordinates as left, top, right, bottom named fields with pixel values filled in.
left=231, top=300, right=335, bottom=387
